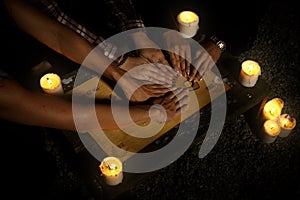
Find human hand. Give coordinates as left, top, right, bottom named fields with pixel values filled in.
left=130, top=31, right=170, bottom=66
left=188, top=48, right=215, bottom=82
left=115, top=67, right=173, bottom=103
left=189, top=37, right=224, bottom=82
left=120, top=56, right=178, bottom=86
left=150, top=88, right=190, bottom=123
left=163, top=30, right=192, bottom=79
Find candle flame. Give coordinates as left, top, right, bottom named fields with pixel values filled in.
left=99, top=157, right=122, bottom=176
left=47, top=78, right=53, bottom=85
left=178, top=11, right=198, bottom=23
left=279, top=114, right=296, bottom=129
left=263, top=98, right=284, bottom=120
left=263, top=120, right=281, bottom=136
left=242, top=60, right=261, bottom=75
left=40, top=73, right=61, bottom=89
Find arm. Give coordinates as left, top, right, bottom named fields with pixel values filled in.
left=3, top=0, right=172, bottom=102
left=3, top=0, right=121, bottom=81
left=0, top=78, right=188, bottom=131
left=104, top=0, right=170, bottom=66
left=0, top=78, right=156, bottom=131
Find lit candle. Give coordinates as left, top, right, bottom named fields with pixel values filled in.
left=40, top=73, right=64, bottom=95
left=238, top=60, right=261, bottom=87
left=177, top=10, right=199, bottom=38
left=99, top=156, right=123, bottom=186
left=260, top=119, right=281, bottom=143
left=278, top=114, right=296, bottom=138
left=262, top=98, right=284, bottom=120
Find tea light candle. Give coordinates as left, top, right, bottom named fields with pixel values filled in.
left=40, top=73, right=64, bottom=95
left=99, top=156, right=123, bottom=186
left=260, top=119, right=281, bottom=143
left=278, top=114, right=296, bottom=137
left=177, top=10, right=199, bottom=38
left=262, top=98, right=284, bottom=120
left=238, top=60, right=261, bottom=87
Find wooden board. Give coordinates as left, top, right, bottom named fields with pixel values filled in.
left=69, top=71, right=230, bottom=160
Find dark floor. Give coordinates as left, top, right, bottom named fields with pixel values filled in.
left=1, top=0, right=299, bottom=199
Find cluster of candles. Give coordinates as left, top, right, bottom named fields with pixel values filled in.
left=260, top=97, right=296, bottom=143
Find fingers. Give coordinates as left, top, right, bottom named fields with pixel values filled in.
left=189, top=50, right=215, bottom=81
left=140, top=48, right=170, bottom=66
left=168, top=44, right=191, bottom=80
left=188, top=66, right=199, bottom=82
left=198, top=54, right=215, bottom=79
left=161, top=88, right=189, bottom=109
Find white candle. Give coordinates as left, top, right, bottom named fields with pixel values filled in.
left=40, top=73, right=64, bottom=95
left=99, top=156, right=123, bottom=186
left=238, top=60, right=261, bottom=87
left=262, top=98, right=284, bottom=121
left=177, top=10, right=199, bottom=38
left=259, top=119, right=281, bottom=143
left=278, top=114, right=296, bottom=137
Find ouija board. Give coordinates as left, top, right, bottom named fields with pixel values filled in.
left=69, top=70, right=230, bottom=160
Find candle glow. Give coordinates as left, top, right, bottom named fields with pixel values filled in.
left=177, top=10, right=199, bottom=38
left=40, top=73, right=64, bottom=95
left=262, top=98, right=284, bottom=120
left=239, top=60, right=261, bottom=87
left=99, top=157, right=123, bottom=186
left=178, top=11, right=198, bottom=23
left=263, top=119, right=281, bottom=137
left=278, top=113, right=296, bottom=137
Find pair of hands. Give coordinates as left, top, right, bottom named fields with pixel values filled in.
left=137, top=30, right=215, bottom=83
left=113, top=31, right=215, bottom=122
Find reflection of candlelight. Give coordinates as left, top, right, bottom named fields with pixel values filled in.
left=279, top=114, right=296, bottom=137
left=40, top=73, right=64, bottom=95
left=99, top=157, right=123, bottom=186
left=238, top=60, right=261, bottom=87
left=259, top=119, right=281, bottom=143
left=262, top=98, right=284, bottom=120
left=177, top=10, right=199, bottom=38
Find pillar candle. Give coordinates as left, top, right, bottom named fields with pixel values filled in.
left=177, top=10, right=199, bottom=38
left=99, top=156, right=123, bottom=186
left=260, top=119, right=281, bottom=143
left=278, top=114, right=296, bottom=137
left=238, top=60, right=261, bottom=87
left=40, top=73, right=64, bottom=95
left=262, top=98, right=284, bottom=120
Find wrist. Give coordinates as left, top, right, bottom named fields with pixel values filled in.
left=105, top=64, right=124, bottom=82
left=210, top=35, right=226, bottom=53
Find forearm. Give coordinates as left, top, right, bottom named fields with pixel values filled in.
left=0, top=79, right=154, bottom=131
left=104, top=0, right=145, bottom=31
left=3, top=0, right=121, bottom=80
left=95, top=104, right=153, bottom=131
left=0, top=92, right=75, bottom=131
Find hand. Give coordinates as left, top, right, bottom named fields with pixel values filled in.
left=130, top=31, right=170, bottom=66
left=150, top=88, right=190, bottom=123
left=163, top=30, right=192, bottom=79
left=189, top=48, right=215, bottom=82
left=115, top=68, right=172, bottom=102
left=120, top=56, right=178, bottom=86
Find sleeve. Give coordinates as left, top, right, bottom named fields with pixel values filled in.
left=103, top=0, right=146, bottom=32
left=32, top=0, right=125, bottom=64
